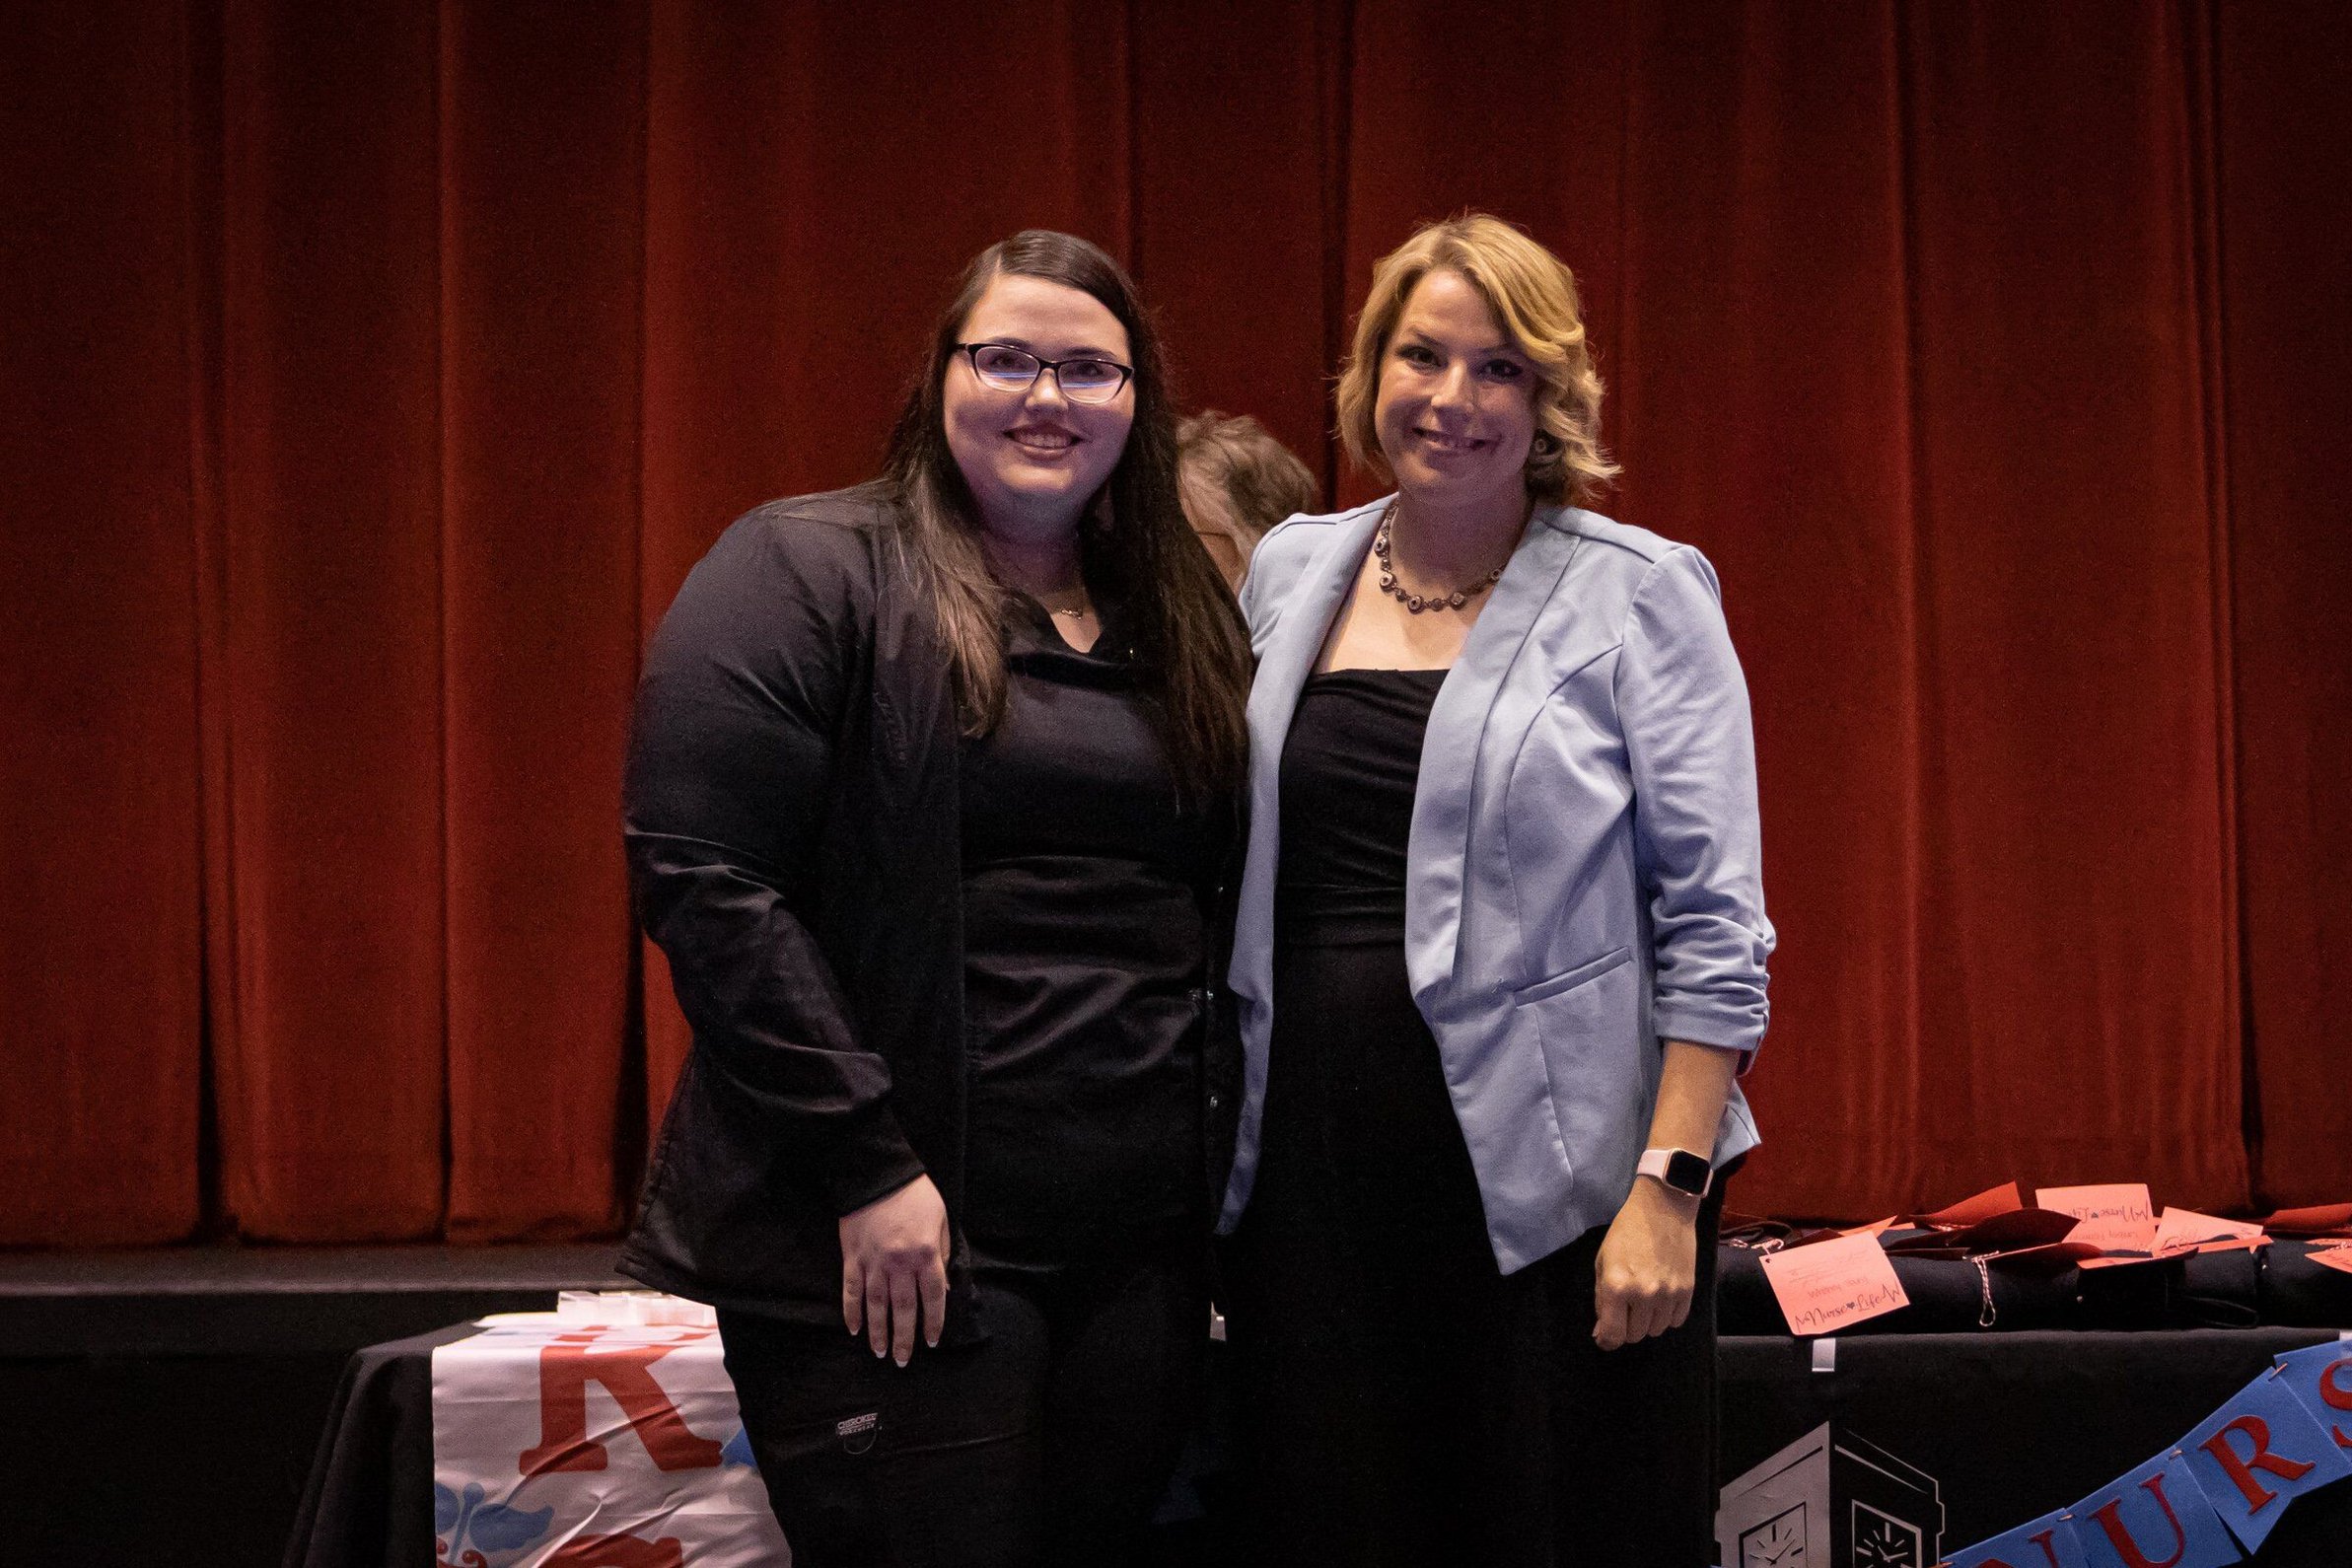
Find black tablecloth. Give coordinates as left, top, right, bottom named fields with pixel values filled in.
left=1722, top=1327, right=2352, bottom=1562
left=287, top=1323, right=2352, bottom=1567
left=284, top=1324, right=474, bottom=1568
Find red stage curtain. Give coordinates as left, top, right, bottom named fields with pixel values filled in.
left=3, top=0, right=2345, bottom=1242
left=2216, top=3, right=2352, bottom=1209
left=1, top=4, right=207, bottom=1244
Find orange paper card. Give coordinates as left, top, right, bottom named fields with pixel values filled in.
left=2263, top=1203, right=2352, bottom=1237
left=2310, top=1246, right=2352, bottom=1277
left=2034, top=1182, right=2156, bottom=1252
left=1918, top=1181, right=2024, bottom=1230
left=1760, top=1232, right=1910, bottom=1335
left=2153, top=1207, right=2264, bottom=1255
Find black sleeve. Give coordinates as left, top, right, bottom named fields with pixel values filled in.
left=623, top=508, right=927, bottom=1216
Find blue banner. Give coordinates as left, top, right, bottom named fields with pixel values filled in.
left=1944, top=1506, right=2090, bottom=1568
left=2066, top=1449, right=2241, bottom=1568
left=2272, top=1342, right=2352, bottom=1458
left=2180, top=1368, right=2352, bottom=1550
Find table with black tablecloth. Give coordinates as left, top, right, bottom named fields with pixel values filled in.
left=1719, top=1327, right=2352, bottom=1564
left=285, top=1324, right=475, bottom=1568
left=286, top=1323, right=2352, bottom=1566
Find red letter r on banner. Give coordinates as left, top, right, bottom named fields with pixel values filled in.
left=519, top=1331, right=726, bottom=1475
left=2195, top=1413, right=2316, bottom=1511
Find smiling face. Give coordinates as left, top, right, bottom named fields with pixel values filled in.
left=942, top=271, right=1135, bottom=548
left=1372, top=267, right=1539, bottom=519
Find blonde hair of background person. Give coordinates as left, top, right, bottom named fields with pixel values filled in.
left=1176, top=410, right=1319, bottom=589
left=1334, top=211, right=1617, bottom=506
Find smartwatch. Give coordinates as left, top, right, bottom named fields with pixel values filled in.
left=1637, top=1147, right=1712, bottom=1200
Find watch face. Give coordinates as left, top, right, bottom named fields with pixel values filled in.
left=1738, top=1504, right=1807, bottom=1568
left=1852, top=1501, right=1922, bottom=1567
left=1667, top=1149, right=1711, bottom=1194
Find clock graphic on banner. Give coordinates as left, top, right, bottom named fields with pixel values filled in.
left=1717, top=1422, right=1944, bottom=1568
left=1852, top=1500, right=1923, bottom=1567
left=1737, top=1503, right=1807, bottom=1567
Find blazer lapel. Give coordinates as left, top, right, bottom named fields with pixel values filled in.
left=1406, top=507, right=1585, bottom=1007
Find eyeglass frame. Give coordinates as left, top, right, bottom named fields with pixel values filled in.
left=954, top=341, right=1136, bottom=404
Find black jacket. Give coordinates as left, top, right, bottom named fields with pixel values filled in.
left=617, top=484, right=1243, bottom=1333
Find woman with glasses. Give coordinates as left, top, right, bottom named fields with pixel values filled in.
left=619, top=230, right=1249, bottom=1567
left=1217, top=214, right=1772, bottom=1566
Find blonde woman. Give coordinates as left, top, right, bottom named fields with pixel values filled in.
left=1218, top=214, right=1771, bottom=1566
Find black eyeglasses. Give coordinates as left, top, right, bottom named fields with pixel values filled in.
left=956, top=342, right=1134, bottom=404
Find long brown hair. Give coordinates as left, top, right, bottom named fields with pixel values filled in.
left=882, top=231, right=1249, bottom=795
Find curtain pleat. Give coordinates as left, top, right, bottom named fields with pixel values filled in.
left=1609, top=1, right=1923, bottom=1215
left=0, top=2, right=206, bottom=1244
left=2215, top=3, right=2352, bottom=1208
left=636, top=3, right=820, bottom=1147
left=1130, top=0, right=1335, bottom=479
left=1891, top=0, right=2243, bottom=1210
left=2, top=0, right=2342, bottom=1242
left=211, top=0, right=449, bottom=1239
left=437, top=0, right=646, bottom=1241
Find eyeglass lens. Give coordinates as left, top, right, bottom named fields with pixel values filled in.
left=967, top=344, right=1127, bottom=403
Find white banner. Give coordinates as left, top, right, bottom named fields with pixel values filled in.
left=431, top=1319, right=791, bottom=1567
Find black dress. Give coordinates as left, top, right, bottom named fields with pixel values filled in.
left=1228, top=669, right=1730, bottom=1568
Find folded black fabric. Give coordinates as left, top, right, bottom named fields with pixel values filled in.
left=2259, top=1240, right=2352, bottom=1326
left=2176, top=1245, right=2265, bottom=1328
left=1715, top=1243, right=2076, bottom=1335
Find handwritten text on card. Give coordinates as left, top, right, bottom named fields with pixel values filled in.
left=1759, top=1232, right=1911, bottom=1335
left=2035, top=1182, right=2157, bottom=1252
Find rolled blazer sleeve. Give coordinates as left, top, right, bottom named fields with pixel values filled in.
left=624, top=516, right=926, bottom=1215
left=1614, top=545, right=1775, bottom=1064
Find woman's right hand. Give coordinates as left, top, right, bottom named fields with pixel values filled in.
left=838, top=1174, right=951, bottom=1365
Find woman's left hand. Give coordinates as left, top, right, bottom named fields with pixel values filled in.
left=1593, top=1177, right=1700, bottom=1351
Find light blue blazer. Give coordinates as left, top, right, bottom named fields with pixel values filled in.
left=1214, top=497, right=1773, bottom=1273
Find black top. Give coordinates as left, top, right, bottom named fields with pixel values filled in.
left=961, top=598, right=1218, bottom=1243
left=617, top=484, right=1247, bottom=1332
left=1275, top=669, right=1449, bottom=947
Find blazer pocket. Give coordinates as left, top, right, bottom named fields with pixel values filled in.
left=1510, top=945, right=1632, bottom=1008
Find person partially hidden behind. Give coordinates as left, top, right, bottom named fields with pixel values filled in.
left=1176, top=409, right=1319, bottom=591
left=618, top=230, right=1249, bottom=1567
left=1218, top=213, right=1773, bottom=1567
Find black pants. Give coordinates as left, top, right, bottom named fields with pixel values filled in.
left=1225, top=935, right=1732, bottom=1568
left=717, top=1231, right=1206, bottom=1568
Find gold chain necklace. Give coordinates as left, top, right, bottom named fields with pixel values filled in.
left=1373, top=503, right=1506, bottom=614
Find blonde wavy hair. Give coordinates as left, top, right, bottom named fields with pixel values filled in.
left=1334, top=213, right=1617, bottom=506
